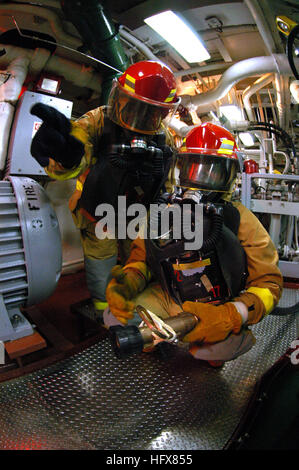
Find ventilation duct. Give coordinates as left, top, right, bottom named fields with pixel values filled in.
left=181, top=55, right=299, bottom=111
left=60, top=0, right=129, bottom=103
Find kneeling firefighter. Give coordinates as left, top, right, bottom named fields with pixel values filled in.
left=30, top=60, right=180, bottom=320
left=105, top=123, right=283, bottom=363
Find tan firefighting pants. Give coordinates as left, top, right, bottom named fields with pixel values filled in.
left=72, top=209, right=132, bottom=309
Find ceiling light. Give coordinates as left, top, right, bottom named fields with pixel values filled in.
left=144, top=10, right=210, bottom=63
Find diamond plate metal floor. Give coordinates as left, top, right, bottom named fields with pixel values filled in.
left=0, top=289, right=298, bottom=450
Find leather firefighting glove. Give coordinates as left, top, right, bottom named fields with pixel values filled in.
left=181, top=301, right=243, bottom=344
left=105, top=265, right=147, bottom=324
left=30, top=103, right=85, bottom=168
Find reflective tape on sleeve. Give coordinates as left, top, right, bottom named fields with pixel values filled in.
left=247, top=286, right=274, bottom=314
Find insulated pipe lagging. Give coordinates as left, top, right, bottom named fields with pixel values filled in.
left=0, top=56, right=30, bottom=170
left=0, top=56, right=30, bottom=103
left=167, top=117, right=193, bottom=137
left=275, top=74, right=291, bottom=130
left=242, top=73, right=274, bottom=121
left=0, top=3, right=81, bottom=48
left=119, top=27, right=159, bottom=61
left=181, top=55, right=299, bottom=110
left=243, top=0, right=278, bottom=55
left=0, top=44, right=103, bottom=92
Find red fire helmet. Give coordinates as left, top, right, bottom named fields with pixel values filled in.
left=107, top=60, right=180, bottom=134
left=175, top=123, right=240, bottom=192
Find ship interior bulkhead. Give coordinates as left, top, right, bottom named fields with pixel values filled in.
left=0, top=0, right=298, bottom=452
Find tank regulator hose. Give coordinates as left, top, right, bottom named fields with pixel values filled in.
left=200, top=204, right=223, bottom=252
left=108, top=152, right=139, bottom=170
left=270, top=301, right=299, bottom=316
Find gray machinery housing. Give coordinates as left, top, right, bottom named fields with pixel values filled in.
left=241, top=172, right=299, bottom=278
left=0, top=176, right=62, bottom=342
left=6, top=91, right=72, bottom=177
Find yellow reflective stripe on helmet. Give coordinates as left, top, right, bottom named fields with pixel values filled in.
left=222, top=138, right=234, bottom=146
left=164, top=88, right=176, bottom=103
left=180, top=137, right=187, bottom=151
left=218, top=148, right=233, bottom=155
left=92, top=299, right=108, bottom=311
left=247, top=286, right=274, bottom=314
left=217, top=138, right=235, bottom=155
left=124, top=74, right=136, bottom=93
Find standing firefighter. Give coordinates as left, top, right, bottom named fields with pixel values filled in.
left=30, top=60, right=180, bottom=321
left=105, top=123, right=283, bottom=365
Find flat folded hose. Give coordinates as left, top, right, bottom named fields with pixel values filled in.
left=270, top=301, right=299, bottom=316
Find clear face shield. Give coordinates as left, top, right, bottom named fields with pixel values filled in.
left=173, top=149, right=239, bottom=193
left=107, top=80, right=180, bottom=135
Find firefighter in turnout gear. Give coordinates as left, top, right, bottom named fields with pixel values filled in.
left=30, top=60, right=180, bottom=321
left=105, top=123, right=283, bottom=364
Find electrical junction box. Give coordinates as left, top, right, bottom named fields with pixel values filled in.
left=6, top=91, right=73, bottom=177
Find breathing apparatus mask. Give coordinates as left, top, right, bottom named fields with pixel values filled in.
left=106, top=60, right=180, bottom=179
left=107, top=129, right=172, bottom=180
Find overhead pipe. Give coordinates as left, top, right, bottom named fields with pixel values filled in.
left=290, top=80, right=299, bottom=103
left=1, top=2, right=160, bottom=65
left=180, top=55, right=299, bottom=111
left=174, top=62, right=234, bottom=78
left=3, top=1, right=130, bottom=101
left=9, top=0, right=60, bottom=7
left=167, top=117, right=193, bottom=137
left=275, top=74, right=291, bottom=131
left=60, top=0, right=129, bottom=104
left=119, top=26, right=160, bottom=61
left=0, top=44, right=103, bottom=92
left=0, top=45, right=103, bottom=170
left=0, top=56, right=30, bottom=170
left=243, top=0, right=278, bottom=55
left=242, top=73, right=274, bottom=121
left=0, top=3, right=82, bottom=48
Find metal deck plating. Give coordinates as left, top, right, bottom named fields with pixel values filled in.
left=0, top=289, right=298, bottom=450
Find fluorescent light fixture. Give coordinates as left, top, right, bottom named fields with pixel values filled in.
left=219, top=105, right=243, bottom=122
left=144, top=10, right=210, bottom=63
